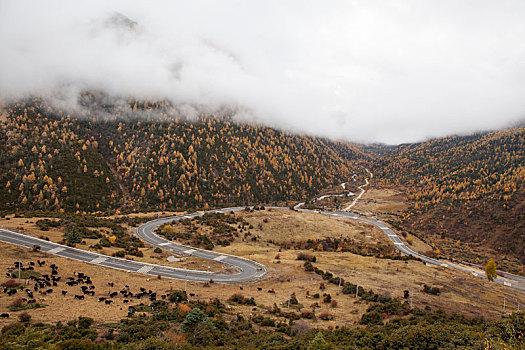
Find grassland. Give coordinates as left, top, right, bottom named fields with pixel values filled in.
left=2, top=208, right=523, bottom=331
left=0, top=214, right=226, bottom=272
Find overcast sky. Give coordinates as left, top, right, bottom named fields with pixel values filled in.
left=1, top=1, right=525, bottom=144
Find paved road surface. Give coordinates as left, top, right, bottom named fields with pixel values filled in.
left=0, top=220, right=266, bottom=283
left=1, top=204, right=524, bottom=290
left=292, top=207, right=525, bottom=292
left=136, top=207, right=266, bottom=283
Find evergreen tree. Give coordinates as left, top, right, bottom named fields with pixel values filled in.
left=180, top=308, right=216, bottom=345
left=308, top=331, right=329, bottom=350
left=65, top=228, right=82, bottom=244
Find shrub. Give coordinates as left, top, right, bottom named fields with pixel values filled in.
left=11, top=298, right=24, bottom=308
left=422, top=284, right=441, bottom=295
left=229, top=293, right=256, bottom=306
left=3, top=279, right=20, bottom=288
left=259, top=317, right=276, bottom=327
left=78, top=317, right=94, bottom=329
left=319, top=312, right=333, bottom=321
left=342, top=282, right=356, bottom=295
left=113, top=250, right=126, bottom=258
left=322, top=271, right=333, bottom=280
left=323, top=294, right=332, bottom=303
left=360, top=311, right=383, bottom=325
left=92, top=243, right=102, bottom=250
left=180, top=308, right=216, bottom=345
left=267, top=303, right=281, bottom=315
left=18, top=312, right=31, bottom=323
left=304, top=261, right=314, bottom=271
left=36, top=219, right=60, bottom=231
left=300, top=310, right=315, bottom=319
left=404, top=290, right=410, bottom=299
left=104, top=329, right=115, bottom=340
left=330, top=300, right=338, bottom=308
left=178, top=303, right=191, bottom=315
left=100, top=237, right=111, bottom=247
left=65, top=228, right=82, bottom=244
left=297, top=252, right=316, bottom=262
left=168, top=290, right=188, bottom=304
left=153, top=247, right=162, bottom=253
left=126, top=247, right=143, bottom=257
left=291, top=320, right=311, bottom=335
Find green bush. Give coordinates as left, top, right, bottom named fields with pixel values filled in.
left=18, top=312, right=31, bottom=323
left=113, top=250, right=126, bottom=258
left=304, top=261, right=314, bottom=271
left=168, top=290, right=188, bottom=304
left=360, top=310, right=383, bottom=325
left=65, top=229, right=82, bottom=244
left=319, top=312, right=333, bottom=321
left=301, top=311, right=315, bottom=319
left=422, top=284, right=441, bottom=295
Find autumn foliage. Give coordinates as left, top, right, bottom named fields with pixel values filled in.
left=371, top=129, right=525, bottom=264
left=0, top=97, right=363, bottom=213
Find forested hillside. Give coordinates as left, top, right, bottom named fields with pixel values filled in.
left=2, top=95, right=523, bottom=267
left=0, top=97, right=363, bottom=213
left=371, top=129, right=525, bottom=265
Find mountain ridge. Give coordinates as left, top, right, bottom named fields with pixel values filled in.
left=1, top=96, right=523, bottom=267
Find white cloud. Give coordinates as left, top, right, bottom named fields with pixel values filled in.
left=1, top=0, right=524, bottom=143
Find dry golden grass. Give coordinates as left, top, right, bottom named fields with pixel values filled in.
left=0, top=216, right=64, bottom=242
left=212, top=210, right=525, bottom=323
left=215, top=242, right=525, bottom=324
left=402, top=232, right=433, bottom=253
left=0, top=215, right=225, bottom=272
left=334, top=186, right=434, bottom=254
left=0, top=242, right=186, bottom=327
left=350, top=187, right=408, bottom=214
left=232, top=208, right=388, bottom=246
left=1, top=209, right=524, bottom=330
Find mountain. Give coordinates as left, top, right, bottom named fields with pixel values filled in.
left=0, top=97, right=364, bottom=213
left=370, top=129, right=525, bottom=266
left=1, top=94, right=523, bottom=268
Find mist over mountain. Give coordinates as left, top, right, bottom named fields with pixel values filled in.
left=1, top=3, right=525, bottom=347
left=2, top=1, right=525, bottom=144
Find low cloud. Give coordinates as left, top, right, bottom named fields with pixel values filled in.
left=1, top=1, right=525, bottom=144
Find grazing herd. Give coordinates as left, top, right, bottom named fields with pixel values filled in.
left=2, top=260, right=277, bottom=322
left=1, top=260, right=174, bottom=320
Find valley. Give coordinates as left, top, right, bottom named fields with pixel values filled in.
left=0, top=98, right=523, bottom=349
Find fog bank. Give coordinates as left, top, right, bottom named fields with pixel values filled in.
left=1, top=1, right=525, bottom=144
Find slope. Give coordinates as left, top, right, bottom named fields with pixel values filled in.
left=0, top=97, right=365, bottom=213
left=369, top=129, right=524, bottom=271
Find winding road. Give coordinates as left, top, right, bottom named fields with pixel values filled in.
left=292, top=170, right=525, bottom=292
left=0, top=208, right=266, bottom=283
left=0, top=175, right=524, bottom=291
left=135, top=208, right=266, bottom=283
left=343, top=168, right=373, bottom=211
